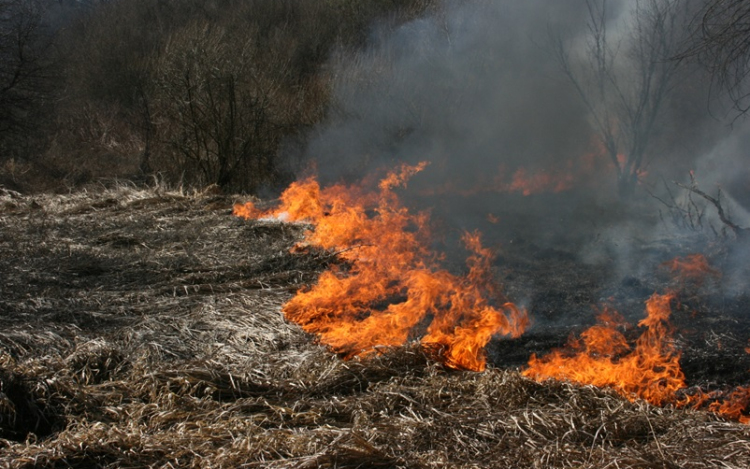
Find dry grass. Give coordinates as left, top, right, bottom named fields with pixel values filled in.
left=1, top=185, right=749, bottom=468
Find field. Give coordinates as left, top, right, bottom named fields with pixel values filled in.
left=2, top=184, right=750, bottom=468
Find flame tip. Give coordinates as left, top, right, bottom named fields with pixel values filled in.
left=235, top=162, right=525, bottom=371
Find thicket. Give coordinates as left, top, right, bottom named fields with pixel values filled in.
left=0, top=0, right=435, bottom=193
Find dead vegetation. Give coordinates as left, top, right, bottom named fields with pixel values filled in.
left=1, top=185, right=750, bottom=468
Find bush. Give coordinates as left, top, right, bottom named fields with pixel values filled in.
left=0, top=0, right=57, bottom=171
left=19, top=0, right=436, bottom=193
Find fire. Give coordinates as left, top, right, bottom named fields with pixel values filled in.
left=523, top=287, right=750, bottom=422
left=419, top=163, right=582, bottom=197
left=685, top=342, right=750, bottom=423
left=662, top=254, right=721, bottom=287
left=708, top=388, right=750, bottom=424
left=417, top=146, right=608, bottom=198
left=499, top=166, right=576, bottom=196
left=233, top=162, right=528, bottom=371
left=615, top=153, right=649, bottom=181
left=234, top=168, right=750, bottom=421
left=680, top=385, right=750, bottom=424
left=523, top=293, right=685, bottom=406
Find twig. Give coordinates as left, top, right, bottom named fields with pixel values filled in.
left=674, top=181, right=746, bottom=239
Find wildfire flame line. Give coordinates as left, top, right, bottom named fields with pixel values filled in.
left=523, top=284, right=750, bottom=423
left=233, top=162, right=528, bottom=371
left=234, top=164, right=750, bottom=422
left=523, top=292, right=685, bottom=406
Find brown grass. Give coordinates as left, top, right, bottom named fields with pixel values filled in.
left=1, top=186, right=749, bottom=468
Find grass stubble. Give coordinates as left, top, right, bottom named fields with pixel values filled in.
left=0, top=185, right=749, bottom=468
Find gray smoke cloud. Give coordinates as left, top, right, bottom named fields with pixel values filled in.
left=307, top=0, right=594, bottom=187
left=292, top=0, right=750, bottom=302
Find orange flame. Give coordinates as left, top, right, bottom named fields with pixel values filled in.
left=695, top=344, right=750, bottom=423
left=417, top=146, right=608, bottom=198
left=523, top=293, right=685, bottom=406
left=419, top=163, right=582, bottom=197
left=523, top=288, right=750, bottom=422
left=234, top=168, right=750, bottom=421
left=233, top=162, right=528, bottom=371
left=615, top=153, right=649, bottom=181
left=662, top=254, right=721, bottom=287
left=707, top=388, right=750, bottom=424
left=502, top=167, right=576, bottom=196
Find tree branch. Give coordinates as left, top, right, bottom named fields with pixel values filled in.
left=675, top=180, right=747, bottom=239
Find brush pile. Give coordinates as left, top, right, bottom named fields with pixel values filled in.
left=1, top=185, right=750, bottom=468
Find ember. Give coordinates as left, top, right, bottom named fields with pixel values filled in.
left=233, top=162, right=528, bottom=371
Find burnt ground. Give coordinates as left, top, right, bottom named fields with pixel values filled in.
left=419, top=190, right=750, bottom=388
left=1, top=185, right=750, bottom=468
left=487, top=237, right=750, bottom=390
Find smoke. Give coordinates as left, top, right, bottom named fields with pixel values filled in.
left=293, top=0, right=750, bottom=302
left=307, top=0, right=594, bottom=186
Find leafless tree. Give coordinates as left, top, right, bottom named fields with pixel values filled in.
left=552, top=0, right=690, bottom=197
left=152, top=23, right=285, bottom=192
left=1, top=0, right=437, bottom=191
left=0, top=0, right=56, bottom=158
left=684, top=0, right=750, bottom=115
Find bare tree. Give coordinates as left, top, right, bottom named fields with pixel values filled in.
left=552, top=0, right=689, bottom=197
left=9, top=0, right=437, bottom=191
left=0, top=0, right=56, bottom=159
left=152, top=23, right=285, bottom=192
left=685, top=0, right=750, bottom=114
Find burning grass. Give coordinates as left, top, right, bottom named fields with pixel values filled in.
left=2, top=183, right=750, bottom=468
left=233, top=163, right=528, bottom=371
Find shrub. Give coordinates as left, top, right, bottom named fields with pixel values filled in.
left=28, top=0, right=437, bottom=193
